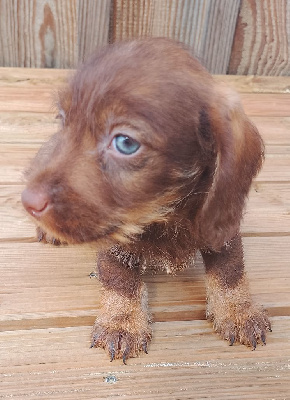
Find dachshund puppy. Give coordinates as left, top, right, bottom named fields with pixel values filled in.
left=22, top=38, right=271, bottom=363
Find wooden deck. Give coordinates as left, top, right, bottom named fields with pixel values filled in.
left=0, top=68, right=290, bottom=399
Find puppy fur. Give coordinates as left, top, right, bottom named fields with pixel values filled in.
left=22, top=38, right=271, bottom=362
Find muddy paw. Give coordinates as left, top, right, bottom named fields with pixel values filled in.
left=36, top=227, right=64, bottom=246
left=91, top=322, right=152, bottom=363
left=208, top=303, right=272, bottom=349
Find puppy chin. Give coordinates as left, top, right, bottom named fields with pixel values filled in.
left=34, top=220, right=117, bottom=247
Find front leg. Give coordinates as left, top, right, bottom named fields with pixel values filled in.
left=91, top=248, right=152, bottom=363
left=201, top=233, right=271, bottom=348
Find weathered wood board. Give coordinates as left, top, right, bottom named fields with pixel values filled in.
left=1, top=0, right=290, bottom=76
left=229, top=0, right=290, bottom=76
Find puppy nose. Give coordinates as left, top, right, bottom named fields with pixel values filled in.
left=21, top=188, right=49, bottom=217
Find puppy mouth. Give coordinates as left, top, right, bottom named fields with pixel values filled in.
left=37, top=222, right=120, bottom=245
left=43, top=215, right=147, bottom=246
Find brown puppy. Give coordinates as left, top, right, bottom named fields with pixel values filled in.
left=22, top=38, right=271, bottom=363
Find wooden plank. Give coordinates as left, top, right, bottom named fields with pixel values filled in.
left=242, top=182, right=290, bottom=235
left=0, top=143, right=40, bottom=184
left=0, top=67, right=68, bottom=86
left=0, top=185, right=36, bottom=240
left=252, top=117, right=290, bottom=145
left=0, top=87, right=58, bottom=113
left=216, top=75, right=290, bottom=93
left=242, top=213, right=290, bottom=236
left=241, top=93, right=290, bottom=117
left=0, top=318, right=289, bottom=400
left=248, top=182, right=290, bottom=210
left=0, top=112, right=57, bottom=144
left=111, top=0, right=240, bottom=73
left=0, top=0, right=77, bottom=68
left=1, top=69, right=290, bottom=95
left=256, top=156, right=290, bottom=182
left=2, top=69, right=290, bottom=92
left=7, top=235, right=289, bottom=317
left=229, top=0, right=290, bottom=76
left=77, top=0, right=111, bottom=62
left=1, top=89, right=290, bottom=118
left=265, top=145, right=290, bottom=156
left=1, top=237, right=290, bottom=330
left=0, top=70, right=289, bottom=118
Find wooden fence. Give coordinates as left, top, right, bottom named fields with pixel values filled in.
left=0, top=0, right=289, bottom=75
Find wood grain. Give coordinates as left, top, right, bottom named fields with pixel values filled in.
left=2, top=67, right=290, bottom=93
left=0, top=0, right=77, bottom=68
left=251, top=117, right=290, bottom=144
left=241, top=93, right=290, bottom=117
left=229, top=0, right=290, bottom=76
left=0, top=112, right=57, bottom=144
left=1, top=69, right=290, bottom=399
left=1, top=319, right=289, bottom=400
left=77, top=0, right=111, bottom=62
left=111, top=0, right=241, bottom=73
left=1, top=68, right=290, bottom=115
left=0, top=0, right=289, bottom=76
left=216, top=74, right=290, bottom=93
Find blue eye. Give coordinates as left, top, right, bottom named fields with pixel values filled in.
left=112, top=135, right=140, bottom=155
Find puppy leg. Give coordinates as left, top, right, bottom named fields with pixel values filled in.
left=91, top=250, right=152, bottom=363
left=201, top=233, right=271, bottom=348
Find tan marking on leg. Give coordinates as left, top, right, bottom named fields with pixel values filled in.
left=206, top=273, right=271, bottom=347
left=92, top=282, right=152, bottom=361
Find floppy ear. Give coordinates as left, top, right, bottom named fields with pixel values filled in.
left=196, top=85, right=264, bottom=250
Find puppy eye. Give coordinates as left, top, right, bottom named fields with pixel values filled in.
left=112, top=134, right=140, bottom=155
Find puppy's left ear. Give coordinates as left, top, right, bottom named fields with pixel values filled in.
left=196, top=85, right=264, bottom=250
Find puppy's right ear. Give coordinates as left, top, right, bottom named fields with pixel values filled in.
left=195, top=85, right=264, bottom=250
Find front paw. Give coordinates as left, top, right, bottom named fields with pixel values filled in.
left=91, top=322, right=152, bottom=363
left=36, top=227, right=64, bottom=246
left=208, top=303, right=272, bottom=349
left=92, top=277, right=152, bottom=362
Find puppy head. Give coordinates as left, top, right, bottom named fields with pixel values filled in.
left=22, top=38, right=263, bottom=249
